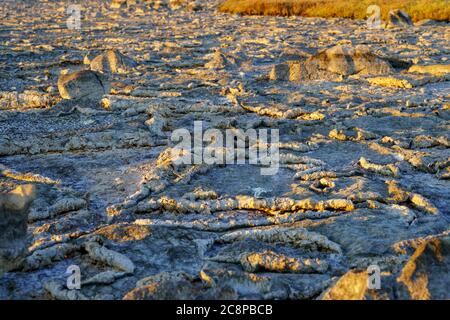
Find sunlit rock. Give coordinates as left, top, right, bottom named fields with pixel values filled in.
left=397, top=236, right=450, bottom=299
left=387, top=9, right=414, bottom=28
left=90, top=49, right=138, bottom=74
left=270, top=45, right=394, bottom=81
left=57, top=70, right=111, bottom=100
left=0, top=185, right=35, bottom=276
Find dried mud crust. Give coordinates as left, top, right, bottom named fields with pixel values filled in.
left=0, top=0, right=449, bottom=300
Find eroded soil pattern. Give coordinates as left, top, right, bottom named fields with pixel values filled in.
left=0, top=0, right=449, bottom=299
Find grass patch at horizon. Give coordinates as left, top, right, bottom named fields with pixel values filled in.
left=218, top=0, right=450, bottom=22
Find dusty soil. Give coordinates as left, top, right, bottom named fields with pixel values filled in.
left=0, top=0, right=449, bottom=300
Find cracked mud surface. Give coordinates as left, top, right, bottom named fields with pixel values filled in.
left=0, top=0, right=449, bottom=299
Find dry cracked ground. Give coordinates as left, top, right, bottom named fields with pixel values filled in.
left=0, top=0, right=449, bottom=300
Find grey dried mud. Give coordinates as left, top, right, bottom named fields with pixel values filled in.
left=0, top=0, right=449, bottom=300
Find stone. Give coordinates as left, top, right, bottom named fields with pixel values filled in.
left=83, top=51, right=100, bottom=65
left=90, top=49, right=138, bottom=74
left=0, top=185, right=35, bottom=276
left=320, top=270, right=393, bottom=300
left=314, top=45, right=393, bottom=76
left=57, top=70, right=111, bottom=100
left=169, top=0, right=185, bottom=10
left=321, top=270, right=369, bottom=300
left=396, top=235, right=450, bottom=300
left=387, top=9, right=413, bottom=28
left=204, top=50, right=236, bottom=69
left=270, top=45, right=394, bottom=81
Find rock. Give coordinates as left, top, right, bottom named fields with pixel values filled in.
left=57, top=70, right=111, bottom=100
left=270, top=45, right=394, bottom=81
left=319, top=231, right=450, bottom=301
left=387, top=9, right=413, bottom=28
left=90, top=49, right=137, bottom=74
left=169, top=0, right=184, bottom=10
left=321, top=270, right=369, bottom=300
left=320, top=270, right=393, bottom=300
left=123, top=271, right=236, bottom=300
left=0, top=185, right=35, bottom=276
left=204, top=50, right=236, bottom=69
left=396, top=235, right=450, bottom=299
left=269, top=61, right=319, bottom=81
left=83, top=51, right=100, bottom=65
left=315, top=45, right=393, bottom=76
